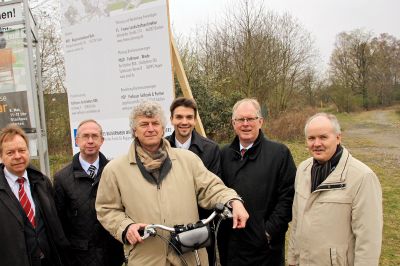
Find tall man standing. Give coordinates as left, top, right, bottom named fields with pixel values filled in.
left=288, top=113, right=383, bottom=266
left=166, top=97, right=221, bottom=264
left=218, top=98, right=296, bottom=266
left=96, top=101, right=249, bottom=266
left=0, top=123, right=68, bottom=266
left=53, top=119, right=124, bottom=266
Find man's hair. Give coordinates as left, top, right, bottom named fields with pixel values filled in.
left=76, top=119, right=103, bottom=136
left=0, top=124, right=29, bottom=154
left=232, top=98, right=262, bottom=119
left=129, top=101, right=166, bottom=136
left=304, top=112, right=342, bottom=136
left=170, top=97, right=198, bottom=118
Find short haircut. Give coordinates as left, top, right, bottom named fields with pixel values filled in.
left=0, top=124, right=29, bottom=154
left=129, top=101, right=166, bottom=136
left=232, top=98, right=262, bottom=119
left=76, top=119, right=103, bottom=136
left=304, top=112, right=342, bottom=136
left=170, top=97, right=198, bottom=118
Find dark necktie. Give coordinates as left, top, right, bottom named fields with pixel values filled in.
left=241, top=148, right=247, bottom=157
left=17, top=177, right=36, bottom=228
left=88, top=165, right=96, bottom=179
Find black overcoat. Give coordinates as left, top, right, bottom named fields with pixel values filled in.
left=218, top=131, right=296, bottom=266
left=0, top=164, right=69, bottom=266
left=53, top=152, right=124, bottom=266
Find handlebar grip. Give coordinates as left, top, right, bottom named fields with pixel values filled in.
left=138, top=228, right=144, bottom=237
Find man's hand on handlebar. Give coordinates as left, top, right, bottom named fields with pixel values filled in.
left=230, top=200, right=249, bottom=229
left=126, top=223, right=148, bottom=245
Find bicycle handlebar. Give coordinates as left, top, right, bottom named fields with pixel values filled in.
left=141, top=203, right=232, bottom=240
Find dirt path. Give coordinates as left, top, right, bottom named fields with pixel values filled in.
left=339, top=108, right=400, bottom=265
left=340, top=108, right=400, bottom=166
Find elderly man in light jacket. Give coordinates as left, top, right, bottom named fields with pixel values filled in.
left=288, top=113, right=383, bottom=266
left=96, top=101, right=249, bottom=266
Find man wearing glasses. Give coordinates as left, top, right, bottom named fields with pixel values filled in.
left=53, top=119, right=124, bottom=266
left=218, top=98, right=297, bottom=266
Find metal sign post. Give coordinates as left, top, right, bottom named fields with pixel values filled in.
left=0, top=0, right=50, bottom=176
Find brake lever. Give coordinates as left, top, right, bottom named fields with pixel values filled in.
left=141, top=225, right=156, bottom=240
left=221, top=207, right=233, bottom=219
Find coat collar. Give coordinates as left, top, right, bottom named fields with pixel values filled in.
left=303, top=147, right=351, bottom=190
left=72, top=152, right=108, bottom=179
left=167, top=130, right=205, bottom=153
left=229, top=130, right=264, bottom=160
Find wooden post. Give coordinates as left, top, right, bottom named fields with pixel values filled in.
left=170, top=37, right=206, bottom=137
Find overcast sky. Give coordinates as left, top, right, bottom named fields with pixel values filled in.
left=169, top=0, right=400, bottom=69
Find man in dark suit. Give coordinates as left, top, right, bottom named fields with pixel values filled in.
left=53, top=119, right=124, bottom=266
left=218, top=98, right=296, bottom=266
left=0, top=123, right=68, bottom=266
left=165, top=97, right=221, bottom=264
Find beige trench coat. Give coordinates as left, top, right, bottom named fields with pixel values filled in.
left=288, top=147, right=383, bottom=266
left=96, top=140, right=240, bottom=266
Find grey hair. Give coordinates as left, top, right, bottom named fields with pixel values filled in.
left=129, top=101, right=166, bottom=136
left=304, top=112, right=341, bottom=136
left=76, top=119, right=103, bottom=136
left=231, top=98, right=262, bottom=119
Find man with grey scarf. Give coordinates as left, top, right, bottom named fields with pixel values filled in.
left=288, top=113, right=383, bottom=266
left=95, top=101, right=249, bottom=266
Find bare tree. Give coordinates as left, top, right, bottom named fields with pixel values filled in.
left=31, top=0, right=66, bottom=93
left=183, top=0, right=317, bottom=117
left=329, top=29, right=374, bottom=110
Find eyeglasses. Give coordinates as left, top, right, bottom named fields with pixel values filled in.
left=78, top=134, right=101, bottom=141
left=233, top=117, right=260, bottom=124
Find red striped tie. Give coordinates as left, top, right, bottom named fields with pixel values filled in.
left=17, top=177, right=36, bottom=228
left=241, top=148, right=247, bottom=157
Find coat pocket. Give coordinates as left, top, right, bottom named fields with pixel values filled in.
left=330, top=246, right=348, bottom=266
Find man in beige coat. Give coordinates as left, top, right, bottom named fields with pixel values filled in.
left=96, top=101, right=249, bottom=266
left=288, top=113, right=383, bottom=266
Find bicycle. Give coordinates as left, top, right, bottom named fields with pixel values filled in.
left=138, top=203, right=233, bottom=266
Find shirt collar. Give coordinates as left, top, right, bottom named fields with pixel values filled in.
left=4, top=167, right=28, bottom=184
left=79, top=154, right=100, bottom=173
left=175, top=135, right=192, bottom=150
left=240, top=143, right=253, bottom=151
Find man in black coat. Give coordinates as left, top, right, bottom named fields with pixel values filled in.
left=166, top=97, right=221, bottom=176
left=218, top=98, right=296, bottom=266
left=165, top=97, right=221, bottom=264
left=53, top=119, right=124, bottom=266
left=0, top=123, right=69, bottom=266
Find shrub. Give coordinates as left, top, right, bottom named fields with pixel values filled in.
left=264, top=107, right=316, bottom=141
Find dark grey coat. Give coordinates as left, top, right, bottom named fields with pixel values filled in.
left=53, top=152, right=124, bottom=266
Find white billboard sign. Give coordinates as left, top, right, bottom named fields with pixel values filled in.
left=61, top=0, right=174, bottom=158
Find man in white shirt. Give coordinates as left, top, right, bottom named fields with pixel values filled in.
left=53, top=119, right=124, bottom=266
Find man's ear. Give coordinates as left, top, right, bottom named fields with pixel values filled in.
left=337, top=133, right=342, bottom=143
